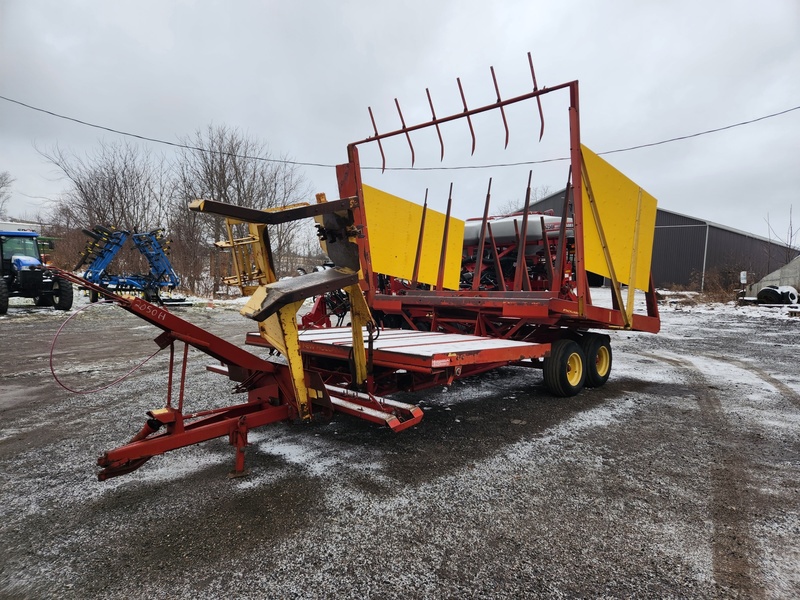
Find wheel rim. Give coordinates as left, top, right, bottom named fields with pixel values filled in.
left=595, top=346, right=611, bottom=377
left=566, top=351, right=583, bottom=387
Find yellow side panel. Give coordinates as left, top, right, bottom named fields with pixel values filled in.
left=362, top=185, right=465, bottom=289
left=580, top=145, right=658, bottom=291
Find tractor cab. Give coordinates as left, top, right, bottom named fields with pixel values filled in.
left=1, top=232, right=45, bottom=287
left=0, top=230, right=72, bottom=314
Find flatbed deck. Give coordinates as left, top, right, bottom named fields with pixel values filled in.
left=246, top=327, right=548, bottom=373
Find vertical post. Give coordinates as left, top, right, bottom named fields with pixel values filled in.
left=552, top=170, right=572, bottom=290
left=229, top=416, right=248, bottom=477
left=209, top=246, right=216, bottom=298
left=625, top=190, right=643, bottom=324
left=513, top=172, right=533, bottom=291
left=257, top=300, right=310, bottom=419
left=224, top=219, right=243, bottom=291
left=436, top=184, right=454, bottom=291
left=411, top=190, right=429, bottom=288
left=701, top=224, right=709, bottom=292
left=178, top=343, right=189, bottom=413
left=338, top=145, right=373, bottom=301
left=471, top=179, right=493, bottom=291
left=540, top=216, right=554, bottom=287
left=582, top=159, right=629, bottom=328
left=166, top=342, right=175, bottom=408
left=345, top=283, right=374, bottom=387
left=568, top=82, right=586, bottom=315
left=250, top=223, right=277, bottom=285
left=487, top=222, right=506, bottom=291
left=645, top=274, right=660, bottom=319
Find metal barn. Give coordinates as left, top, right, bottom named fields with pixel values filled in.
left=527, top=189, right=799, bottom=290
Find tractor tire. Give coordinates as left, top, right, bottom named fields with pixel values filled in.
left=0, top=278, right=8, bottom=315
left=579, top=333, right=612, bottom=388
left=543, top=339, right=586, bottom=397
left=53, top=278, right=74, bottom=311
left=757, top=286, right=782, bottom=304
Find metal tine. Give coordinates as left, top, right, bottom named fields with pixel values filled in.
left=540, top=214, right=555, bottom=290
left=486, top=222, right=506, bottom=292
left=411, top=189, right=429, bottom=289
left=471, top=178, right=493, bottom=291
left=368, top=53, right=541, bottom=167
left=514, top=171, right=534, bottom=291
left=552, top=165, right=573, bottom=288
left=367, top=106, right=387, bottom=173
left=436, top=183, right=455, bottom=291
left=528, top=52, right=545, bottom=141
left=490, top=66, right=510, bottom=149
left=426, top=88, right=445, bottom=161
left=394, top=98, right=416, bottom=167
left=456, top=77, right=477, bottom=155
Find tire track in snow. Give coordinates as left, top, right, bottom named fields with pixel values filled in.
left=642, top=351, right=763, bottom=598
left=702, top=354, right=800, bottom=409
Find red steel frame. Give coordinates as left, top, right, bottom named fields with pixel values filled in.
left=48, top=272, right=293, bottom=479
left=333, top=77, right=660, bottom=340
left=54, top=59, right=661, bottom=480
left=52, top=272, right=423, bottom=479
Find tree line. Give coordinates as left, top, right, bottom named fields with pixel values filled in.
left=35, top=126, right=325, bottom=296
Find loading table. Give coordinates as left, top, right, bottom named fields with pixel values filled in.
left=246, top=327, right=548, bottom=373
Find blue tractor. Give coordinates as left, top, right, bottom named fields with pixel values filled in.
left=0, top=226, right=73, bottom=315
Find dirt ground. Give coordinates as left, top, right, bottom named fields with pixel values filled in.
left=1, top=292, right=799, bottom=599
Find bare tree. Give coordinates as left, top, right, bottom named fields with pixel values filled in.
left=40, top=141, right=173, bottom=232
left=765, top=207, right=800, bottom=267
left=173, top=125, right=311, bottom=293
left=496, top=185, right=553, bottom=216
left=166, top=202, right=210, bottom=295
left=35, top=129, right=313, bottom=297
left=0, top=171, right=14, bottom=218
left=40, top=141, right=175, bottom=276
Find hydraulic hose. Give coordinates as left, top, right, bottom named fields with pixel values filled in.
left=49, top=300, right=163, bottom=395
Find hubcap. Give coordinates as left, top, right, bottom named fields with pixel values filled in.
left=595, top=346, right=610, bottom=377
left=566, top=352, right=583, bottom=386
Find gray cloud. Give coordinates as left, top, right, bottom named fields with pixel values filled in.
left=1, top=0, right=798, bottom=242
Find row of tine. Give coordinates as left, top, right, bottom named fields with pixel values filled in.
left=366, top=52, right=546, bottom=172
left=74, top=225, right=119, bottom=270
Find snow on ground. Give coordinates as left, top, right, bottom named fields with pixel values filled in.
left=1, top=287, right=799, bottom=598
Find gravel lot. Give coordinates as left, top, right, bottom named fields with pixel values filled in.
left=1, top=292, right=799, bottom=599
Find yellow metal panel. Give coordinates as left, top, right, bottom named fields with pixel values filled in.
left=345, top=283, right=374, bottom=385
left=362, top=185, right=465, bottom=289
left=253, top=300, right=311, bottom=420
left=580, top=145, right=657, bottom=291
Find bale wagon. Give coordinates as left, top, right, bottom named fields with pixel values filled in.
left=53, top=56, right=660, bottom=479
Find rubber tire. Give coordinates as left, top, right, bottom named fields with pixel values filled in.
left=0, top=278, right=8, bottom=315
left=757, top=286, right=782, bottom=304
left=53, top=278, right=73, bottom=311
left=90, top=290, right=99, bottom=303
left=543, top=339, right=586, bottom=397
left=580, top=333, right=612, bottom=388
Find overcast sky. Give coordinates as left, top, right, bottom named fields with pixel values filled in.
left=1, top=0, right=799, bottom=245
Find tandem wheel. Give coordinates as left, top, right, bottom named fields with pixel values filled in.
left=579, top=333, right=612, bottom=388
left=543, top=339, right=586, bottom=397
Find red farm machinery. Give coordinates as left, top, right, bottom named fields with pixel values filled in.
left=55, top=55, right=660, bottom=479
